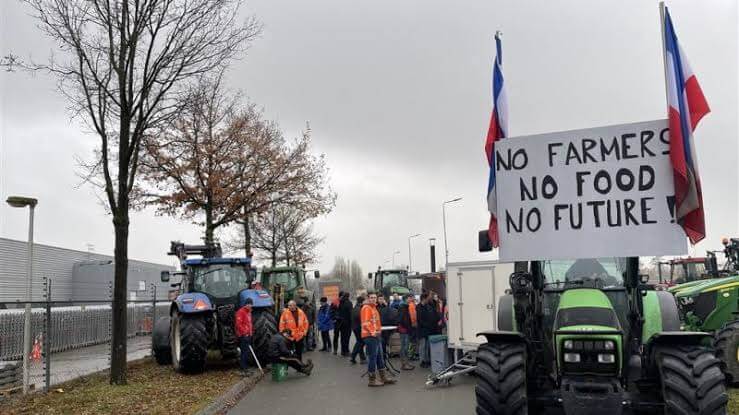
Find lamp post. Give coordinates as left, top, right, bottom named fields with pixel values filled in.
left=442, top=197, right=462, bottom=270
left=6, top=196, right=38, bottom=394
left=391, top=250, right=400, bottom=268
left=407, top=233, right=421, bottom=273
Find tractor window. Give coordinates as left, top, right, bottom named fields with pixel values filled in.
left=541, top=258, right=625, bottom=288
left=381, top=272, right=407, bottom=288
left=263, top=272, right=299, bottom=291
left=193, top=266, right=249, bottom=298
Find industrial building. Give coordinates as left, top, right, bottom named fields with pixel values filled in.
left=0, top=237, right=174, bottom=303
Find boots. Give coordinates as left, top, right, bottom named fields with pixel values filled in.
left=300, top=359, right=314, bottom=376
left=401, top=359, right=415, bottom=371
left=368, top=372, right=384, bottom=387
left=378, top=369, right=397, bottom=385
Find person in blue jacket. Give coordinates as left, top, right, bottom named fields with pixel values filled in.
left=317, top=296, right=335, bottom=352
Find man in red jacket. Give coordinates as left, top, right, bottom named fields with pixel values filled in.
left=235, top=298, right=254, bottom=376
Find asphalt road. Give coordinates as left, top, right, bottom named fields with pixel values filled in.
left=229, top=346, right=476, bottom=415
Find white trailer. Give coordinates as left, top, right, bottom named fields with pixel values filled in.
left=427, top=260, right=514, bottom=386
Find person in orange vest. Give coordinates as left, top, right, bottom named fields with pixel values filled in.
left=361, top=291, right=397, bottom=387
left=279, top=300, right=310, bottom=360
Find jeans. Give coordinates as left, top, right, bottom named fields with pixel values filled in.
left=351, top=329, right=366, bottom=361
left=292, top=338, right=304, bottom=361
left=320, top=330, right=331, bottom=350
left=419, top=336, right=430, bottom=363
left=239, top=336, right=252, bottom=370
left=400, top=333, right=410, bottom=360
left=364, top=336, right=385, bottom=373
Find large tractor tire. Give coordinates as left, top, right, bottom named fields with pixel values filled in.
left=713, top=319, right=739, bottom=385
left=152, top=316, right=172, bottom=365
left=171, top=313, right=208, bottom=373
left=656, top=344, right=728, bottom=415
left=475, top=341, right=528, bottom=415
left=252, top=308, right=278, bottom=363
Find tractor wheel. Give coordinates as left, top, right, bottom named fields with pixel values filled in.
left=171, top=313, right=208, bottom=373
left=713, top=319, right=739, bottom=385
left=656, top=344, right=728, bottom=415
left=152, top=316, right=172, bottom=365
left=252, top=308, right=278, bottom=363
left=475, top=341, right=527, bottom=415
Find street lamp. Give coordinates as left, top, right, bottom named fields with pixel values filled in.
left=6, top=196, right=38, bottom=394
left=442, top=197, right=463, bottom=270
left=407, top=233, right=421, bottom=273
left=391, top=250, right=401, bottom=268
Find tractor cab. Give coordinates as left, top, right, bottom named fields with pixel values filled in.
left=368, top=268, right=411, bottom=298
left=657, top=256, right=718, bottom=286
left=260, top=266, right=319, bottom=311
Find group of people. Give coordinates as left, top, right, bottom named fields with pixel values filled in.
left=233, top=287, right=445, bottom=386
left=233, top=295, right=316, bottom=378
left=315, top=289, right=446, bottom=386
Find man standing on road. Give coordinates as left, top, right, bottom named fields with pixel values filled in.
left=350, top=296, right=367, bottom=364
left=279, top=300, right=310, bottom=361
left=268, top=329, right=313, bottom=376
left=337, top=292, right=353, bottom=356
left=417, top=293, right=440, bottom=368
left=235, top=297, right=254, bottom=376
left=317, top=296, right=334, bottom=352
left=331, top=292, right=342, bottom=354
left=397, top=294, right=416, bottom=371
left=296, top=286, right=317, bottom=351
left=361, top=291, right=397, bottom=387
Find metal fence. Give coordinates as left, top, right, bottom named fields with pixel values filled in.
left=0, top=277, right=168, bottom=393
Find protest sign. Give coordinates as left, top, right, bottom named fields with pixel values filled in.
left=494, top=119, right=687, bottom=261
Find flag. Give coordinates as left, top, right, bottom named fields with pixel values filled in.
left=485, top=32, right=508, bottom=247
left=663, top=6, right=710, bottom=244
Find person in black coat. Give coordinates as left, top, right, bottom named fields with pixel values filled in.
left=268, top=329, right=313, bottom=375
left=417, top=293, right=440, bottom=368
left=336, top=292, right=353, bottom=356
left=349, top=296, right=367, bottom=364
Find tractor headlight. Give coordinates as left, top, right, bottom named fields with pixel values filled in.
left=564, top=353, right=581, bottom=363
left=598, top=353, right=616, bottom=364
left=603, top=340, right=615, bottom=351
left=563, top=340, right=574, bottom=349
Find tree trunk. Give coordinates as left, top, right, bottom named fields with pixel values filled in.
left=271, top=250, right=277, bottom=267
left=205, top=206, right=214, bottom=245
left=242, top=209, right=251, bottom=256
left=110, top=211, right=129, bottom=384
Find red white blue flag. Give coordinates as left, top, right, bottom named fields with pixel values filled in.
left=663, top=6, right=710, bottom=244
left=485, top=32, right=508, bottom=247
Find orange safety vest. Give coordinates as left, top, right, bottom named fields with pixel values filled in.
left=360, top=304, right=382, bottom=338
left=279, top=308, right=309, bottom=341
left=408, top=302, right=417, bottom=327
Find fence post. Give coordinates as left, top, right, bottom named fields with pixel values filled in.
left=44, top=278, right=51, bottom=392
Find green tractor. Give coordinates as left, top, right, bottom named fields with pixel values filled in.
left=367, top=267, right=412, bottom=299
left=475, top=257, right=728, bottom=414
left=667, top=238, right=739, bottom=384
left=259, top=266, right=319, bottom=311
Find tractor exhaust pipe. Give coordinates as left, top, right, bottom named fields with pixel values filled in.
left=430, top=238, right=436, bottom=273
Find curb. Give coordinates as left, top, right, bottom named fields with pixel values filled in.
left=196, top=371, right=264, bottom=415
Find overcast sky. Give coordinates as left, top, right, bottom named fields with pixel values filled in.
left=1, top=0, right=737, bottom=274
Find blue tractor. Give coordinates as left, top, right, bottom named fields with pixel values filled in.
left=152, top=242, right=278, bottom=372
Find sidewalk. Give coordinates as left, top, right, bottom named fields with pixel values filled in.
left=29, top=336, right=151, bottom=388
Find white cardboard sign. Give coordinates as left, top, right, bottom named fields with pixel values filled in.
left=495, top=119, right=687, bottom=261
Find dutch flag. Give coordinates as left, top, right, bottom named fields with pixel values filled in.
left=663, top=5, right=710, bottom=244
left=485, top=32, right=508, bottom=248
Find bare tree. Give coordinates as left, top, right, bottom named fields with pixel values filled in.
left=236, top=125, right=336, bottom=256
left=7, top=0, right=261, bottom=384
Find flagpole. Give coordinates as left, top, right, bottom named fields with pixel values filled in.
left=658, top=2, right=669, bottom=104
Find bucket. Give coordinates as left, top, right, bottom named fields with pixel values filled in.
left=271, top=363, right=288, bottom=382
left=429, top=334, right=449, bottom=374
